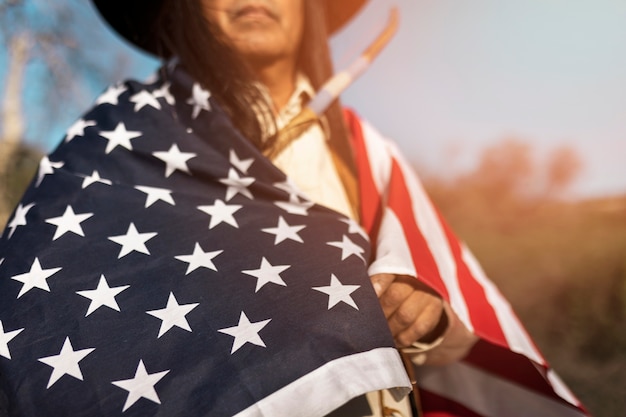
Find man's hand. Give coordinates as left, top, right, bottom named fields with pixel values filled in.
left=371, top=273, right=446, bottom=347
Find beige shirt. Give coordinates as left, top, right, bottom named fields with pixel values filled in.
left=269, top=75, right=355, bottom=220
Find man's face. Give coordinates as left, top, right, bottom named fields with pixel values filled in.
left=202, top=0, right=304, bottom=67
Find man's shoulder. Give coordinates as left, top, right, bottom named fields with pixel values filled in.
left=85, top=75, right=172, bottom=121
left=40, top=74, right=186, bottom=184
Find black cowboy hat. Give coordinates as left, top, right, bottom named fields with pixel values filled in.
left=92, top=0, right=367, bottom=57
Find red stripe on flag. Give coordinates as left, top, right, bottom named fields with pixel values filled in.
left=386, top=158, right=449, bottom=299
left=344, top=109, right=384, bottom=243
left=435, top=210, right=508, bottom=347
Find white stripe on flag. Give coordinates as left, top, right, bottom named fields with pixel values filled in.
left=461, top=244, right=544, bottom=365
left=234, top=347, right=411, bottom=417
left=547, top=369, right=582, bottom=407
left=368, top=208, right=419, bottom=278
left=359, top=119, right=392, bottom=198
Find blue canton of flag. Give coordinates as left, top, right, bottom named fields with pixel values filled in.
left=0, top=64, right=410, bottom=417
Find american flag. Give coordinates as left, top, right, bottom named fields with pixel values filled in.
left=0, top=65, right=412, bottom=416
left=345, top=109, right=590, bottom=417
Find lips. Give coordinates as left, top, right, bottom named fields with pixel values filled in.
left=231, top=3, right=278, bottom=22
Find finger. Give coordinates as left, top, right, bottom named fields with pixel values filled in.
left=393, top=295, right=444, bottom=347
left=378, top=279, right=414, bottom=318
left=386, top=288, right=438, bottom=335
left=370, top=273, right=396, bottom=297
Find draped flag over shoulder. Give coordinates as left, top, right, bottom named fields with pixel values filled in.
left=0, top=64, right=411, bottom=417
left=344, top=109, right=590, bottom=417
left=0, top=58, right=590, bottom=417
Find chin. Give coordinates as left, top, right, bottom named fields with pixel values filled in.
left=234, top=40, right=285, bottom=63
left=243, top=49, right=286, bottom=68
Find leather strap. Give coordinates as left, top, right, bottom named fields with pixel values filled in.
left=400, top=351, right=423, bottom=417
left=267, top=107, right=361, bottom=221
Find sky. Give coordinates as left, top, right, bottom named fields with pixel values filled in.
left=4, top=0, right=626, bottom=198
left=335, top=0, right=626, bottom=198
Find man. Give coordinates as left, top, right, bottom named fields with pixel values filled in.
left=199, top=1, right=477, bottom=414
left=199, top=0, right=469, bottom=356
left=0, top=1, right=589, bottom=416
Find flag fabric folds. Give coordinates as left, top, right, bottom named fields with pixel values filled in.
left=0, top=59, right=589, bottom=417
left=344, top=109, right=590, bottom=417
left=0, top=65, right=411, bottom=417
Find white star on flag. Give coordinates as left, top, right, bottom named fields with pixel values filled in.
left=6, top=202, right=35, bottom=239
left=219, top=168, right=255, bottom=201
left=327, top=235, right=365, bottom=262
left=275, top=195, right=315, bottom=216
left=65, top=118, right=96, bottom=142
left=229, top=149, right=254, bottom=174
left=10, top=257, right=62, bottom=298
left=153, top=82, right=175, bottom=105
left=108, top=223, right=157, bottom=259
left=242, top=257, right=290, bottom=292
left=76, top=275, right=130, bottom=316
left=262, top=216, right=305, bottom=245
left=0, top=320, right=24, bottom=360
left=218, top=311, right=271, bottom=354
left=134, top=185, right=175, bottom=208
left=38, top=337, right=95, bottom=388
left=44, top=205, right=94, bottom=240
left=197, top=199, right=242, bottom=229
left=340, top=218, right=369, bottom=241
left=187, top=83, right=211, bottom=118
left=95, top=84, right=126, bottom=105
left=36, top=156, right=64, bottom=187
left=111, top=360, right=170, bottom=412
left=130, top=90, right=161, bottom=112
left=146, top=292, right=199, bottom=338
left=174, top=242, right=223, bottom=275
left=99, top=122, right=142, bottom=154
left=152, top=143, right=196, bottom=177
left=313, top=274, right=361, bottom=310
left=81, top=170, right=112, bottom=189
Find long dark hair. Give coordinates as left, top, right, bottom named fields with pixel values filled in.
left=154, top=0, right=352, bottom=166
left=154, top=0, right=272, bottom=149
left=298, top=0, right=357, bottom=184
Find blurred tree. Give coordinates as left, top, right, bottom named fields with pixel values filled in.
left=0, top=143, right=43, bottom=227
left=445, top=139, right=584, bottom=205
left=544, top=145, right=583, bottom=197
left=1, top=32, right=29, bottom=202
left=466, top=138, right=535, bottom=200
left=0, top=0, right=132, bottom=222
left=425, top=138, right=586, bottom=236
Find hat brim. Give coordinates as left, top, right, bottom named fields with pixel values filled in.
left=326, top=0, right=367, bottom=35
left=93, top=0, right=367, bottom=57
